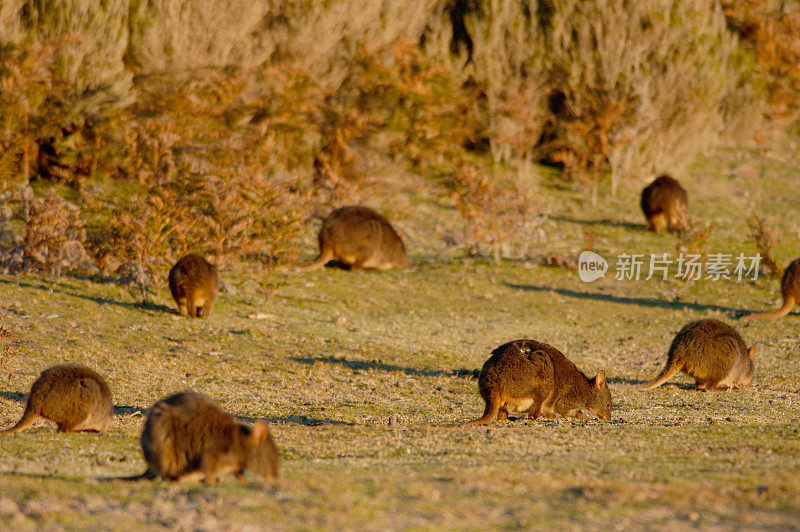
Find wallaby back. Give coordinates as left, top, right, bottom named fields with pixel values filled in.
left=297, top=206, right=409, bottom=271
left=464, top=339, right=611, bottom=425
left=639, top=319, right=754, bottom=390
left=742, top=258, right=800, bottom=321
left=137, top=391, right=278, bottom=483
left=168, top=254, right=219, bottom=318
left=0, top=364, right=113, bottom=434
left=640, top=175, right=688, bottom=232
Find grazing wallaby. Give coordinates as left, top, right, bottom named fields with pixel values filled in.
left=296, top=206, right=409, bottom=271
left=640, top=174, right=689, bottom=232
left=464, top=339, right=611, bottom=426
left=168, top=254, right=219, bottom=318
left=741, top=258, right=800, bottom=321
left=127, top=391, right=278, bottom=483
left=639, top=319, right=754, bottom=391
left=0, top=364, right=113, bottom=434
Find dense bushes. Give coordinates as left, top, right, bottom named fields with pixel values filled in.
left=0, top=0, right=792, bottom=282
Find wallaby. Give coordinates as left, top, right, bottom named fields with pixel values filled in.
left=639, top=319, right=754, bottom=391
left=168, top=254, right=219, bottom=318
left=296, top=206, right=409, bottom=271
left=741, top=258, right=800, bottom=321
left=124, top=391, right=278, bottom=483
left=464, top=339, right=611, bottom=426
left=640, top=174, right=689, bottom=232
left=0, top=364, right=113, bottom=434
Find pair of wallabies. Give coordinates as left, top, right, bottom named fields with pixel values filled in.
left=168, top=206, right=408, bottom=319
left=0, top=366, right=278, bottom=483
left=466, top=318, right=754, bottom=424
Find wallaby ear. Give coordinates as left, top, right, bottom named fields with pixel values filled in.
left=748, top=345, right=755, bottom=360
left=250, top=421, right=270, bottom=444
left=594, top=371, right=606, bottom=389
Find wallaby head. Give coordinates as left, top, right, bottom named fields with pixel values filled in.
left=242, top=420, right=279, bottom=480
left=585, top=371, right=612, bottom=420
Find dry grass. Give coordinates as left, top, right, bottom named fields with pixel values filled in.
left=0, top=147, right=799, bottom=529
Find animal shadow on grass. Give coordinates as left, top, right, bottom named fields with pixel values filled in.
left=291, top=356, right=479, bottom=380
left=605, top=377, right=697, bottom=391
left=0, top=391, right=26, bottom=404
left=236, top=414, right=354, bottom=427
left=0, top=278, right=175, bottom=315
left=550, top=215, right=647, bottom=231
left=504, top=283, right=742, bottom=317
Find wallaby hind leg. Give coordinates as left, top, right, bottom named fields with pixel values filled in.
left=200, top=299, right=214, bottom=319
left=0, top=405, right=39, bottom=435
left=464, top=393, right=501, bottom=426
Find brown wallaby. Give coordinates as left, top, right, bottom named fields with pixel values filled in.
left=168, top=254, right=219, bottom=318
left=741, top=258, right=800, bottom=321
left=296, top=206, right=409, bottom=271
left=639, top=319, right=754, bottom=391
left=0, top=364, right=113, bottom=434
left=640, top=174, right=688, bottom=232
left=464, top=339, right=611, bottom=426
left=125, top=391, right=278, bottom=483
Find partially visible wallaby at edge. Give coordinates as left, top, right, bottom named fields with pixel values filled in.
left=0, top=364, right=113, bottom=434
left=640, top=174, right=688, bottom=232
left=296, top=206, right=409, bottom=271
left=741, top=258, right=800, bottom=321
left=639, top=319, right=754, bottom=391
left=464, top=339, right=612, bottom=426
left=168, top=254, right=219, bottom=318
left=123, top=391, right=278, bottom=483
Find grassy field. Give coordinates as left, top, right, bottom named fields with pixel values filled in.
left=1, top=146, right=800, bottom=530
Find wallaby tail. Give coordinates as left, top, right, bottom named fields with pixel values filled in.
left=741, top=296, right=796, bottom=321
left=0, top=403, right=38, bottom=435
left=462, top=392, right=501, bottom=426
left=98, top=467, right=158, bottom=482
left=637, top=363, right=681, bottom=390
left=292, top=248, right=334, bottom=272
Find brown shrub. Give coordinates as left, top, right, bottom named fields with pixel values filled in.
left=722, top=0, right=800, bottom=131
left=447, top=162, right=546, bottom=264
left=0, top=184, right=91, bottom=275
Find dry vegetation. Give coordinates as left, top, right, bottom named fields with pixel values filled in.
left=2, top=0, right=791, bottom=276
left=1, top=0, right=800, bottom=529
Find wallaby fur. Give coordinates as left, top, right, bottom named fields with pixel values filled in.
left=168, top=254, right=219, bottom=318
left=741, top=258, right=800, bottom=321
left=640, top=175, right=689, bottom=232
left=464, top=339, right=611, bottom=426
left=639, top=319, right=754, bottom=391
left=130, top=391, right=278, bottom=483
left=296, top=206, right=409, bottom=271
left=0, top=364, right=113, bottom=434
